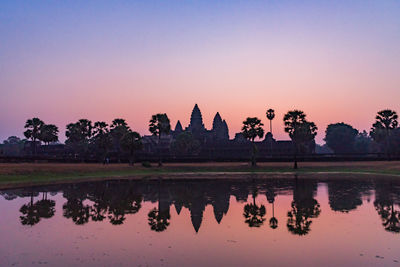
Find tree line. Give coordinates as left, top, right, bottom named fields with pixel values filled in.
left=3, top=108, right=399, bottom=168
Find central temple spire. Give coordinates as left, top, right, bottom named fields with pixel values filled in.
left=188, top=104, right=205, bottom=133
left=190, top=104, right=203, bottom=126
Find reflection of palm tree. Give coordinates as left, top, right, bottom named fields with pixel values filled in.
left=19, top=194, right=40, bottom=226
left=287, top=203, right=313, bottom=236
left=375, top=203, right=400, bottom=233
left=243, top=191, right=266, bottom=227
left=374, top=181, right=400, bottom=234
left=35, top=192, right=55, bottom=219
left=108, top=194, right=142, bottom=225
left=108, top=211, right=126, bottom=225
left=287, top=179, right=321, bottom=236
left=124, top=195, right=142, bottom=215
left=148, top=208, right=170, bottom=232
left=269, top=202, right=278, bottom=229
left=90, top=201, right=107, bottom=222
left=63, top=199, right=90, bottom=225
left=36, top=199, right=55, bottom=218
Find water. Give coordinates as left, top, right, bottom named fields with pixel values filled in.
left=0, top=175, right=399, bottom=266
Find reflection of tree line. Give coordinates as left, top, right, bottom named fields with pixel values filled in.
left=1, top=177, right=400, bottom=234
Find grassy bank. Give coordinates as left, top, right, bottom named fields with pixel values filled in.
left=1, top=161, right=400, bottom=189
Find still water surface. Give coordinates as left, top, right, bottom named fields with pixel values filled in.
left=0, top=175, right=400, bottom=266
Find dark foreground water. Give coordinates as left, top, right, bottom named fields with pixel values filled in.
left=1, top=175, right=400, bottom=266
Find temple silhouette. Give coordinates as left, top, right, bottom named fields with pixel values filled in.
left=141, top=104, right=298, bottom=160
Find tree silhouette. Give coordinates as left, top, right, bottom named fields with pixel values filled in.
left=92, top=121, right=113, bottom=163
left=375, top=203, right=400, bottom=233
left=19, top=193, right=40, bottom=226
left=149, top=113, right=171, bottom=166
left=3, top=136, right=23, bottom=145
left=266, top=109, right=275, bottom=134
left=353, top=130, right=373, bottom=154
left=148, top=208, right=170, bottom=232
left=283, top=110, right=317, bottom=169
left=370, top=109, right=398, bottom=157
left=266, top=183, right=278, bottom=229
left=90, top=200, right=108, bottom=222
left=35, top=192, right=56, bottom=219
left=24, top=118, right=44, bottom=155
left=327, top=180, right=364, bottom=213
left=63, top=198, right=91, bottom=225
left=110, top=119, right=130, bottom=163
left=287, top=203, right=313, bottom=235
left=269, top=202, right=278, bottom=229
left=286, top=179, right=321, bottom=236
left=241, top=117, right=264, bottom=167
left=65, top=119, right=93, bottom=161
left=107, top=208, right=126, bottom=225
left=40, top=124, right=59, bottom=146
left=121, top=131, right=142, bottom=166
left=243, top=190, right=266, bottom=227
left=324, top=123, right=358, bottom=154
left=374, top=182, right=400, bottom=234
left=107, top=194, right=142, bottom=225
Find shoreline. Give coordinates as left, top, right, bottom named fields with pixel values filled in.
left=1, top=161, right=400, bottom=190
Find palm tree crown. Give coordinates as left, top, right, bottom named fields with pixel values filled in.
left=266, top=108, right=275, bottom=133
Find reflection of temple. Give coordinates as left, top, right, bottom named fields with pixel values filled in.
left=2, top=177, right=400, bottom=234
left=142, top=104, right=296, bottom=159
left=2, top=179, right=294, bottom=232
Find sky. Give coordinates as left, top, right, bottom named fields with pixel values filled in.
left=1, top=0, right=399, bottom=144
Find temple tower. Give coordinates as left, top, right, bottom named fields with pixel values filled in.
left=187, top=104, right=206, bottom=136
left=211, top=112, right=229, bottom=141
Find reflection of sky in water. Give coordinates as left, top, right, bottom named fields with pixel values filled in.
left=0, top=177, right=399, bottom=266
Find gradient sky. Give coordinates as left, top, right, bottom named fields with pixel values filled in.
left=1, top=0, right=399, bottom=144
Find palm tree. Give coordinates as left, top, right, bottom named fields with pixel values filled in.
left=110, top=119, right=130, bottom=163
left=266, top=109, right=275, bottom=134
left=241, top=117, right=264, bottom=167
left=92, top=121, right=112, bottom=163
left=65, top=119, right=93, bottom=161
left=23, top=118, right=44, bottom=155
left=283, top=110, right=317, bottom=169
left=121, top=131, right=143, bottom=166
left=243, top=190, right=266, bottom=227
left=149, top=113, right=171, bottom=166
left=370, top=109, right=398, bottom=157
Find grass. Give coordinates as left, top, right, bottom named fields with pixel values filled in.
left=0, top=161, right=400, bottom=189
